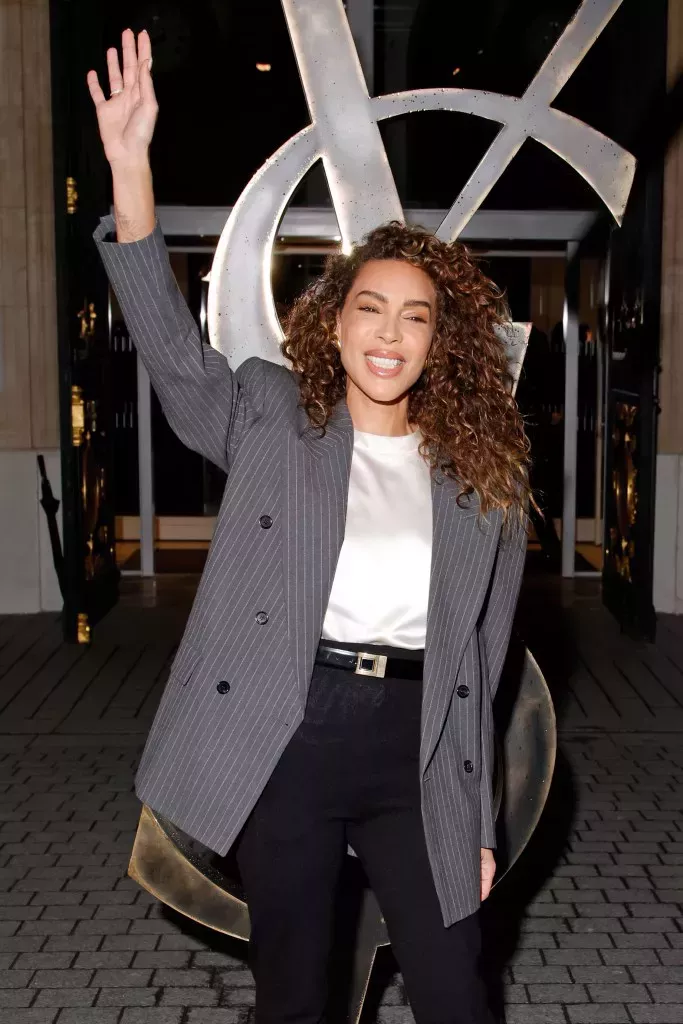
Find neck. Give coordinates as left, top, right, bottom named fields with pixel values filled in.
left=345, top=378, right=413, bottom=436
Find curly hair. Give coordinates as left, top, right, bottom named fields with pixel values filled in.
left=282, top=221, right=530, bottom=518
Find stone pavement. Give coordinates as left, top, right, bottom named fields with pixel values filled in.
left=0, top=573, right=682, bottom=1024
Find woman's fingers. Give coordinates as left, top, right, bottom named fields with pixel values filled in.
left=121, top=28, right=138, bottom=91
left=136, top=29, right=152, bottom=64
left=138, top=51, right=157, bottom=110
left=106, top=46, right=124, bottom=97
left=86, top=69, right=106, bottom=108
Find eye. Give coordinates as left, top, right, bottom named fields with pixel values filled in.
left=406, top=314, right=428, bottom=323
left=358, top=304, right=380, bottom=313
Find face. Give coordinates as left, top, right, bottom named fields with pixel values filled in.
left=336, top=259, right=436, bottom=406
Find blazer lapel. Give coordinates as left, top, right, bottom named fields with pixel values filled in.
left=283, top=398, right=354, bottom=707
left=420, top=474, right=502, bottom=776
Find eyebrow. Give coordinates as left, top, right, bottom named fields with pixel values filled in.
left=355, top=289, right=433, bottom=312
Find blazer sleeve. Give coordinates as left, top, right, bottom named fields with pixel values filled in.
left=93, top=215, right=265, bottom=474
left=479, top=515, right=527, bottom=849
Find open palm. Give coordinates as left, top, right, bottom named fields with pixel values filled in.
left=86, top=28, right=158, bottom=167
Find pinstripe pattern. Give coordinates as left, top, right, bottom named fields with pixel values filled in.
left=94, top=216, right=526, bottom=926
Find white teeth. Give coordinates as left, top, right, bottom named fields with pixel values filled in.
left=366, top=355, right=403, bottom=368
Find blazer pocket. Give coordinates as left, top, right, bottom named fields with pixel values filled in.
left=168, top=644, right=203, bottom=690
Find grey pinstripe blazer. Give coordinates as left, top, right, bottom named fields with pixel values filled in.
left=95, top=215, right=526, bottom=926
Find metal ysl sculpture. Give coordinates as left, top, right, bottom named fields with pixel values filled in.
left=130, top=1, right=636, bottom=1020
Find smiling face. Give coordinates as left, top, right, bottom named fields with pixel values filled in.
left=336, top=259, right=437, bottom=417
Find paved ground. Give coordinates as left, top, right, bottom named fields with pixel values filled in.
left=0, top=571, right=682, bottom=1024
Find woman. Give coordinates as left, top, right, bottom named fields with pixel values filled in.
left=88, top=29, right=529, bottom=1024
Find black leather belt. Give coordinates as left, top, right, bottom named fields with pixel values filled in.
left=315, top=643, right=423, bottom=680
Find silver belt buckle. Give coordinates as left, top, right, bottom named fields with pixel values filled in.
left=355, top=652, right=387, bottom=678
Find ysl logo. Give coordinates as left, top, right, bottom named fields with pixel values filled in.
left=208, top=0, right=635, bottom=378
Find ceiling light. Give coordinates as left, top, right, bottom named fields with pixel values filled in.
left=256, top=63, right=271, bottom=72
left=452, top=67, right=461, bottom=76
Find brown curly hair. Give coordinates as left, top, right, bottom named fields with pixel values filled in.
left=282, top=221, right=530, bottom=518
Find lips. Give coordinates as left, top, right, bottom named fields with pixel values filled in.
left=364, top=351, right=405, bottom=378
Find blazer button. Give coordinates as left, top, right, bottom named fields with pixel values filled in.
left=216, top=680, right=231, bottom=695
left=456, top=684, right=470, bottom=698
left=255, top=611, right=269, bottom=625
left=259, top=515, right=273, bottom=529
left=463, top=760, right=474, bottom=773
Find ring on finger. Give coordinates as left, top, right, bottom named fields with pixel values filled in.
left=111, top=87, right=123, bottom=96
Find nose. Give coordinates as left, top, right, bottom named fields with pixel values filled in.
left=377, top=312, right=402, bottom=344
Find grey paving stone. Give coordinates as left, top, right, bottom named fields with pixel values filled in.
left=587, top=983, right=651, bottom=1002
left=623, top=919, right=676, bottom=933
left=0, top=970, right=33, bottom=988
left=503, top=1008, right=566, bottom=1023
left=100, top=937, right=157, bottom=953
left=33, top=992, right=96, bottom=1009
left=0, top=908, right=42, bottom=921
left=576, top=904, right=626, bottom=917
left=151, top=970, right=210, bottom=988
left=504, top=949, right=542, bottom=965
left=0, top=895, right=32, bottom=908
left=29, top=972, right=93, bottom=989
left=0, top=1011, right=57, bottom=1024
left=602, top=949, right=660, bottom=965
left=376, top=1011, right=415, bottom=1024
left=131, top=955, right=188, bottom=970
left=28, top=895, right=84, bottom=909
left=511, top=966, right=570, bottom=983
left=566, top=1008, right=631, bottom=1023
left=544, top=949, right=602, bottom=965
left=0, top=991, right=35, bottom=1008
left=527, top=983, right=588, bottom=1002
left=128, top=923, right=178, bottom=937
left=612, top=934, right=669, bottom=948
left=629, top=1010, right=683, bottom=1023
left=519, top=917, right=568, bottom=933
left=158, top=990, right=218, bottom=1007
left=185, top=1012, right=240, bottom=1024
left=15, top=925, right=72, bottom=937
left=571, top=967, right=632, bottom=984
left=43, top=940, right=100, bottom=954
left=657, top=951, right=683, bottom=965
left=631, top=967, right=683, bottom=984
left=570, top=918, right=626, bottom=933
left=14, top=955, right=73, bottom=971
left=645, top=985, right=683, bottom=1002
left=95, top=989, right=156, bottom=1008
left=191, top=954, right=245, bottom=969
left=91, top=908, right=146, bottom=923
left=501, top=984, right=527, bottom=1004
left=55, top=1009, right=120, bottom=1024
left=0, top=938, right=42, bottom=954
left=222, top=990, right=254, bottom=1006
left=82, top=893, right=136, bottom=907
left=73, top=954, right=133, bottom=970
left=90, top=971, right=151, bottom=989
left=216, top=972, right=253, bottom=988
left=557, top=934, right=614, bottom=948
left=513, top=933, right=558, bottom=949
left=120, top=1010, right=182, bottom=1024
left=72, top=923, right=128, bottom=937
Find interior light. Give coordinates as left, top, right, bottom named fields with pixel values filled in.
left=256, top=63, right=272, bottom=72
left=452, top=67, right=461, bottom=76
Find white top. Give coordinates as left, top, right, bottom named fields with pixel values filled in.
left=321, top=427, right=433, bottom=649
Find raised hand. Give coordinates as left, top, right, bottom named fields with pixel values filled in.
left=86, top=28, right=157, bottom=168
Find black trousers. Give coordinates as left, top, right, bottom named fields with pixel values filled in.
left=235, top=650, right=495, bottom=1024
